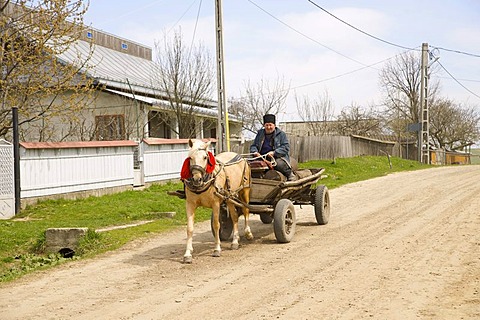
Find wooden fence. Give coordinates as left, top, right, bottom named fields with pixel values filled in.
left=232, top=135, right=404, bottom=163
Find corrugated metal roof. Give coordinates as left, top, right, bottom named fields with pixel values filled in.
left=56, top=37, right=242, bottom=126
left=57, top=39, right=218, bottom=109
left=105, top=88, right=240, bottom=123
left=57, top=39, right=157, bottom=91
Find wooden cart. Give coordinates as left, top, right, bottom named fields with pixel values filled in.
left=213, top=166, right=330, bottom=243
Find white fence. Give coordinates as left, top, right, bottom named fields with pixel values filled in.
left=20, top=141, right=138, bottom=199
left=142, top=139, right=191, bottom=183
left=0, top=139, right=14, bottom=219
left=18, top=139, right=210, bottom=206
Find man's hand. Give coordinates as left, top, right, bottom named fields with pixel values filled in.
left=267, top=151, right=275, bottom=158
left=253, top=152, right=261, bottom=157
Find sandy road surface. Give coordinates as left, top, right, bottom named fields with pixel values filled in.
left=0, top=166, right=479, bottom=320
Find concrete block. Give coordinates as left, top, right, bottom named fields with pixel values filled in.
left=45, top=228, right=88, bottom=254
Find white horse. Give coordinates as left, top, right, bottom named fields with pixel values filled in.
left=181, top=139, right=252, bottom=264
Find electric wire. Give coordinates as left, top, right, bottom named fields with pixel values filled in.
left=307, top=0, right=417, bottom=51
left=436, top=60, right=480, bottom=100
left=433, top=46, right=480, bottom=58
left=188, top=0, right=203, bottom=56
left=167, top=0, right=198, bottom=35
left=246, top=0, right=371, bottom=68
left=238, top=50, right=416, bottom=102
left=248, top=0, right=480, bottom=103
left=87, top=0, right=168, bottom=30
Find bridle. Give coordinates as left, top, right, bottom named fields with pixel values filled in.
left=189, top=147, right=209, bottom=177
left=184, top=147, right=220, bottom=194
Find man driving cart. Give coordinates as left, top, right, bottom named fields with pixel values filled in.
left=250, top=114, right=297, bottom=181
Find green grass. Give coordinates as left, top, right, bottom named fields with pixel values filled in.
left=299, top=155, right=429, bottom=189
left=0, top=156, right=430, bottom=283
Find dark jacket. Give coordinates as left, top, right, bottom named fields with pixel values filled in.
left=250, top=127, right=290, bottom=163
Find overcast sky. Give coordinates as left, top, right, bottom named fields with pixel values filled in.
left=83, top=0, right=480, bottom=122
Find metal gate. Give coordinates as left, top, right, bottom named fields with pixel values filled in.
left=0, top=139, right=14, bottom=219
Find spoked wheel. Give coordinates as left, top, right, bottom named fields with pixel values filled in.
left=210, top=205, right=233, bottom=241
left=314, top=185, right=330, bottom=225
left=273, top=199, right=296, bottom=243
left=260, top=213, right=273, bottom=224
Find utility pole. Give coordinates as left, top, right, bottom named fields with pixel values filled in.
left=215, top=0, right=229, bottom=152
left=419, top=43, right=429, bottom=164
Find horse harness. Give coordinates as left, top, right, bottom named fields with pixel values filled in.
left=184, top=153, right=250, bottom=199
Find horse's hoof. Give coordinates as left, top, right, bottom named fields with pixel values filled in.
left=245, top=232, right=254, bottom=241
left=212, top=250, right=221, bottom=257
left=231, top=243, right=239, bottom=250
left=183, top=256, right=193, bottom=264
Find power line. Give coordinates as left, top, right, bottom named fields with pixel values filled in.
left=433, top=46, right=480, bottom=58
left=238, top=50, right=416, bottom=101
left=436, top=60, right=480, bottom=100
left=307, top=0, right=480, bottom=59
left=437, top=76, right=480, bottom=83
left=246, top=0, right=370, bottom=68
left=188, top=0, right=203, bottom=53
left=307, top=0, right=417, bottom=51
left=87, top=0, right=168, bottom=30
left=167, top=0, right=199, bottom=35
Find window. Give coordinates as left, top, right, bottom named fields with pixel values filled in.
left=148, top=111, right=171, bottom=138
left=95, top=115, right=125, bottom=141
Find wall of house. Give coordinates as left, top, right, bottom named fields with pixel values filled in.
left=79, top=28, right=152, bottom=61
left=22, top=90, right=151, bottom=142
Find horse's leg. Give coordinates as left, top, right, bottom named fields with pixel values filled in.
left=241, top=187, right=254, bottom=240
left=211, top=203, right=222, bottom=257
left=228, top=202, right=240, bottom=250
left=183, top=201, right=196, bottom=264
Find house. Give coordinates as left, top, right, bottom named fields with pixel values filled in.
left=4, top=0, right=242, bottom=143
left=55, top=27, right=243, bottom=143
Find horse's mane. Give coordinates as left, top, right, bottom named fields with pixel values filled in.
left=188, top=139, right=208, bottom=157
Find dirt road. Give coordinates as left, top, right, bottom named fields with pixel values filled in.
left=1, top=166, right=479, bottom=319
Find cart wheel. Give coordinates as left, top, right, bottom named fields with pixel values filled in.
left=273, top=199, right=296, bottom=243
left=314, top=185, right=330, bottom=225
left=210, top=205, right=233, bottom=241
left=260, top=213, right=273, bottom=224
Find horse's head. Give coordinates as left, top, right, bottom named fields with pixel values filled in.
left=186, top=139, right=216, bottom=187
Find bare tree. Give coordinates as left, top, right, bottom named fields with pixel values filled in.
left=429, top=98, right=480, bottom=150
left=295, top=89, right=335, bottom=136
left=379, top=50, right=480, bottom=151
left=229, top=75, right=290, bottom=135
left=335, top=103, right=382, bottom=136
left=1, top=0, right=95, bottom=141
left=379, top=51, right=440, bottom=135
left=152, top=29, right=215, bottom=139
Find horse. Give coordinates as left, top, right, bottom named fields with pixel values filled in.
left=180, top=139, right=252, bottom=264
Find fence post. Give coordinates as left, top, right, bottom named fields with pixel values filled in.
left=12, top=107, right=20, bottom=214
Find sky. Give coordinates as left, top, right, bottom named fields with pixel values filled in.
left=83, top=0, right=480, bottom=123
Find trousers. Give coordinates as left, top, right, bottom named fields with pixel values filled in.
left=274, top=157, right=292, bottom=178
